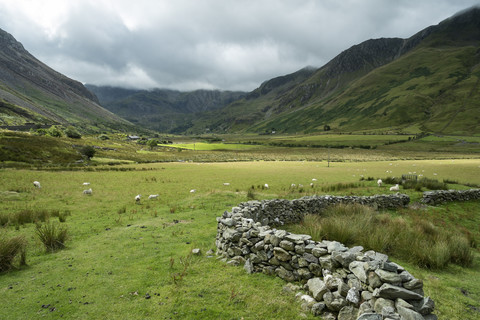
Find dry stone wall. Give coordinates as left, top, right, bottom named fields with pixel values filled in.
left=216, top=194, right=437, bottom=320
left=422, top=188, right=480, bottom=205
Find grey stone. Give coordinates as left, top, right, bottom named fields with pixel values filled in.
left=349, top=261, right=367, bottom=283
left=297, top=268, right=312, bottom=280
left=273, top=247, right=291, bottom=261
left=381, top=262, right=398, bottom=272
left=338, top=305, right=359, bottom=320
left=327, top=241, right=348, bottom=253
left=275, top=266, right=296, bottom=282
left=312, top=247, right=328, bottom=257
left=411, top=296, right=435, bottom=315
left=397, top=305, right=425, bottom=320
left=307, top=278, right=329, bottom=301
left=295, top=244, right=305, bottom=254
left=244, top=259, right=254, bottom=274
left=303, top=252, right=319, bottom=264
left=374, top=297, right=395, bottom=314
left=376, top=283, right=423, bottom=301
left=357, top=313, right=382, bottom=320
left=395, top=298, right=414, bottom=310
left=319, top=256, right=334, bottom=270
left=279, top=240, right=295, bottom=251
left=308, top=263, right=323, bottom=276
left=323, top=291, right=347, bottom=312
left=311, top=302, right=326, bottom=316
left=375, top=269, right=402, bottom=284
left=220, top=218, right=235, bottom=227
left=346, top=287, right=360, bottom=305
left=285, top=233, right=312, bottom=242
left=404, top=278, right=423, bottom=290
left=358, top=301, right=374, bottom=315
left=361, top=290, right=373, bottom=301
left=367, top=271, right=382, bottom=289
left=333, top=251, right=357, bottom=267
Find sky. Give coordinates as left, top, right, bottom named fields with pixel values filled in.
left=0, top=0, right=479, bottom=92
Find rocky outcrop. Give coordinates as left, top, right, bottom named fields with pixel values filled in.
left=215, top=194, right=437, bottom=319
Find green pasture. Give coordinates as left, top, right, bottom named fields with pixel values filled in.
left=1, top=159, right=479, bottom=319
left=158, top=142, right=264, bottom=151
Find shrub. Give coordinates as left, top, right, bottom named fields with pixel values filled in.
left=0, top=235, right=26, bottom=272
left=46, top=125, right=63, bottom=138
left=64, top=126, right=82, bottom=139
left=10, top=209, right=50, bottom=225
left=247, top=189, right=256, bottom=200
left=36, top=222, right=68, bottom=252
left=81, top=146, right=96, bottom=160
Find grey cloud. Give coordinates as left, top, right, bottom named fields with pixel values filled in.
left=0, top=0, right=479, bottom=91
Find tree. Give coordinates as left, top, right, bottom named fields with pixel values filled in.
left=147, top=139, right=158, bottom=150
left=323, top=124, right=331, bottom=131
left=81, top=146, right=96, bottom=160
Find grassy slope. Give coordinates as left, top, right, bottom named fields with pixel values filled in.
left=0, top=160, right=480, bottom=319
left=248, top=44, right=480, bottom=135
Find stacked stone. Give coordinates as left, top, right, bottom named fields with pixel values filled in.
left=422, top=189, right=480, bottom=205
left=236, top=194, right=410, bottom=227
left=215, top=193, right=436, bottom=319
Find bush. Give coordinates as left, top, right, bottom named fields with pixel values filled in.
left=64, top=126, right=82, bottom=139
left=81, top=146, right=96, bottom=160
left=46, top=125, right=63, bottom=138
left=36, top=222, right=68, bottom=252
left=0, top=235, right=26, bottom=272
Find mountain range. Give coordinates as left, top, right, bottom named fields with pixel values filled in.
left=1, top=7, right=479, bottom=135
left=0, top=28, right=133, bottom=132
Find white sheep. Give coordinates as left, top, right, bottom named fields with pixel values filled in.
left=298, top=184, right=304, bottom=188
left=291, top=183, right=296, bottom=188
left=190, top=189, right=196, bottom=193
left=33, top=181, right=41, bottom=188
left=135, top=194, right=141, bottom=203
left=83, top=182, right=90, bottom=186
left=83, top=188, right=92, bottom=195
left=223, top=183, right=230, bottom=186
left=312, top=178, right=317, bottom=182
left=264, top=184, right=269, bottom=189
left=310, top=183, right=314, bottom=187
left=389, top=184, right=400, bottom=191
left=148, top=194, right=159, bottom=200
left=377, top=179, right=383, bottom=187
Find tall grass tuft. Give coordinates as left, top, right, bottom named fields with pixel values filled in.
left=9, top=208, right=50, bottom=226
left=36, top=222, right=69, bottom=252
left=320, top=182, right=363, bottom=193
left=0, top=235, right=27, bottom=272
left=288, top=203, right=474, bottom=269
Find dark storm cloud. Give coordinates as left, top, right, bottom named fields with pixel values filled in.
left=0, top=0, right=479, bottom=91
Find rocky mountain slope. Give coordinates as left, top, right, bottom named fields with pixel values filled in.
left=0, top=28, right=133, bottom=132
left=86, top=85, right=245, bottom=133
left=185, top=7, right=480, bottom=135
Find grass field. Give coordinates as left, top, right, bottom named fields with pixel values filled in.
left=1, top=159, right=480, bottom=319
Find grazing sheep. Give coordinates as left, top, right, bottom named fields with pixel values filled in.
left=135, top=194, right=141, bottom=203
left=83, top=188, right=92, bottom=195
left=33, top=181, right=41, bottom=188
left=312, top=178, right=317, bottom=182
left=377, top=179, right=383, bottom=187
left=389, top=184, right=400, bottom=191
left=148, top=194, right=159, bottom=200
left=298, top=184, right=304, bottom=188
left=264, top=184, right=269, bottom=189
left=223, top=183, right=230, bottom=186
left=190, top=189, right=196, bottom=193
left=291, top=183, right=296, bottom=188
left=83, top=182, right=90, bottom=186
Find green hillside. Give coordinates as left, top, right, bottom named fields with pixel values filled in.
left=185, top=7, right=480, bottom=136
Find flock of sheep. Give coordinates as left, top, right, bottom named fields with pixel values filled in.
left=32, top=177, right=402, bottom=204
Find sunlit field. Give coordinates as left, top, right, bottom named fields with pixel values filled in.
left=1, top=158, right=479, bottom=319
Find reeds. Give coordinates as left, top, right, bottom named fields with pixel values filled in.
left=290, top=203, right=473, bottom=269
